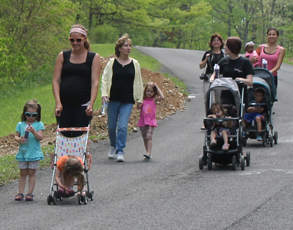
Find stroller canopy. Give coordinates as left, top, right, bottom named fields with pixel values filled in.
left=206, top=78, right=241, bottom=116
left=253, top=68, right=277, bottom=102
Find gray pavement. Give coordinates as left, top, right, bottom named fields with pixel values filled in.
left=1, top=47, right=293, bottom=230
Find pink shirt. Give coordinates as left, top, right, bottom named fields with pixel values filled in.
left=245, top=50, right=259, bottom=67
left=137, top=98, right=157, bottom=127
left=258, top=45, right=282, bottom=76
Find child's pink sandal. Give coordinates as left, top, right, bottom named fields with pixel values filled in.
left=222, top=143, right=230, bottom=151
left=210, top=139, right=217, bottom=147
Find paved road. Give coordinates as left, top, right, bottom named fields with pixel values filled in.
left=1, top=47, right=293, bottom=230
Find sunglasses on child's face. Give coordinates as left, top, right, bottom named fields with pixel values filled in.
left=25, top=112, right=38, bottom=118
left=69, top=37, right=83, bottom=43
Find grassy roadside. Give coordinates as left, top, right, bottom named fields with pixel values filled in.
left=0, top=44, right=187, bottom=186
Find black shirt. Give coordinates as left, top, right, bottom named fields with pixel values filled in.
left=201, top=50, right=225, bottom=74
left=218, top=56, right=255, bottom=79
left=110, top=59, right=135, bottom=104
left=60, top=50, right=96, bottom=106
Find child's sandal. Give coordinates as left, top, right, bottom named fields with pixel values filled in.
left=25, top=193, right=34, bottom=201
left=210, top=139, right=217, bottom=147
left=15, top=193, right=24, bottom=201
left=222, top=143, right=230, bottom=151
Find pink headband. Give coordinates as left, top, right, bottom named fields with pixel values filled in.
left=70, top=28, right=87, bottom=37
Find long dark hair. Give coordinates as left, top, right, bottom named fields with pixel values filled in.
left=21, top=99, right=41, bottom=121
left=63, top=156, right=85, bottom=192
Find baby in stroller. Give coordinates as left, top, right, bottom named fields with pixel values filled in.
left=207, top=102, right=233, bottom=151
left=55, top=155, right=85, bottom=197
left=244, top=88, right=266, bottom=141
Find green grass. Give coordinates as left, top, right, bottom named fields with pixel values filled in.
left=0, top=44, right=187, bottom=186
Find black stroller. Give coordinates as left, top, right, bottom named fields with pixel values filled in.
left=242, top=68, right=278, bottom=147
left=199, top=78, right=250, bottom=170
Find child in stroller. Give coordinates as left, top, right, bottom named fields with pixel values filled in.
left=55, top=155, right=85, bottom=197
left=208, top=102, right=233, bottom=151
left=244, top=88, right=266, bottom=141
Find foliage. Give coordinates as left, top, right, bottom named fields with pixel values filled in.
left=0, top=0, right=77, bottom=83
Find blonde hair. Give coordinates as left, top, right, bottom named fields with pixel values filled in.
left=63, top=156, right=85, bottom=191
left=115, top=33, right=132, bottom=57
left=70, top=24, right=90, bottom=50
left=143, top=82, right=158, bottom=100
left=21, top=99, right=41, bottom=121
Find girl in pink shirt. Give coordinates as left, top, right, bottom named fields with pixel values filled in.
left=137, top=82, right=164, bottom=159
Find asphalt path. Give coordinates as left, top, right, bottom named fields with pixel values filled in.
left=1, top=47, right=293, bottom=230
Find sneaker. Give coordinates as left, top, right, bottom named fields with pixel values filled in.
left=116, top=153, right=125, bottom=162
left=256, top=135, right=262, bottom=141
left=108, top=147, right=116, bottom=159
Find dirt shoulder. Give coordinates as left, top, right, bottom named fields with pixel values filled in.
left=0, top=57, right=187, bottom=156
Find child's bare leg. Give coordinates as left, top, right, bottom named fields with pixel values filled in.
left=221, top=130, right=229, bottom=144
left=210, top=131, right=216, bottom=141
left=255, top=117, right=262, bottom=132
left=19, top=169, right=28, bottom=194
left=146, top=139, right=152, bottom=156
left=140, top=127, right=148, bottom=152
left=27, top=169, right=36, bottom=194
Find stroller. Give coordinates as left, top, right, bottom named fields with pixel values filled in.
left=242, top=68, right=278, bottom=147
left=47, top=123, right=94, bottom=205
left=199, top=78, right=250, bottom=170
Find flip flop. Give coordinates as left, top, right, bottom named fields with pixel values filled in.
left=15, top=193, right=24, bottom=201
left=222, top=143, right=230, bottom=151
left=25, top=193, right=34, bottom=201
left=143, top=154, right=152, bottom=159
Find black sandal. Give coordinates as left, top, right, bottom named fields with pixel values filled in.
left=15, top=193, right=24, bottom=201
left=25, top=193, right=34, bottom=201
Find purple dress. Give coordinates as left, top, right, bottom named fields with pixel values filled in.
left=137, top=98, right=157, bottom=127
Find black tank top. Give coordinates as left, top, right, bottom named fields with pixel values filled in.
left=60, top=50, right=96, bottom=106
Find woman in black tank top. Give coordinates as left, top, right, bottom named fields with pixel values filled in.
left=52, top=24, right=101, bottom=137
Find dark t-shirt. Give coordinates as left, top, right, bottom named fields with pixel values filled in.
left=201, top=50, right=225, bottom=74
left=110, top=59, right=135, bottom=104
left=218, top=56, right=255, bottom=79
left=60, top=50, right=96, bottom=106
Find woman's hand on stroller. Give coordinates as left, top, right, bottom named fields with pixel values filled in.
left=55, top=103, right=63, bottom=116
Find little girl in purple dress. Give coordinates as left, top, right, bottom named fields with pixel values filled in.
left=137, top=82, right=164, bottom=159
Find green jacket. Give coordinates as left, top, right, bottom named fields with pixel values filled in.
left=101, top=58, right=144, bottom=103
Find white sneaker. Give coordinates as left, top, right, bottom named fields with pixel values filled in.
left=116, top=153, right=125, bottom=162
left=108, top=147, right=116, bottom=159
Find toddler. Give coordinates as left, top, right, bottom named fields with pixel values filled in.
left=137, top=82, right=164, bottom=159
left=245, top=41, right=259, bottom=67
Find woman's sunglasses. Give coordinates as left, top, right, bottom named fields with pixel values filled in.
left=69, top=37, right=83, bottom=43
left=25, top=112, right=38, bottom=118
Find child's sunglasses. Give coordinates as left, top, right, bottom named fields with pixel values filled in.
left=25, top=112, right=38, bottom=118
left=69, top=37, right=83, bottom=43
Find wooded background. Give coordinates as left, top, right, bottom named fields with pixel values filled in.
left=0, top=0, right=292, bottom=90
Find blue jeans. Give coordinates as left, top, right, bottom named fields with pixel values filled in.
left=107, top=101, right=133, bottom=155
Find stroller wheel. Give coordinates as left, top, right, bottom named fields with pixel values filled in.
left=245, top=151, right=250, bottom=167
left=84, top=195, right=88, bottom=205
left=240, top=156, right=245, bottom=170
left=274, top=131, right=278, bottom=144
left=269, top=136, right=274, bottom=147
left=47, top=195, right=52, bottom=205
left=78, top=195, right=82, bottom=205
left=231, top=156, right=236, bottom=170
left=207, top=155, right=212, bottom=170
left=52, top=191, right=58, bottom=205
left=199, top=157, right=204, bottom=170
